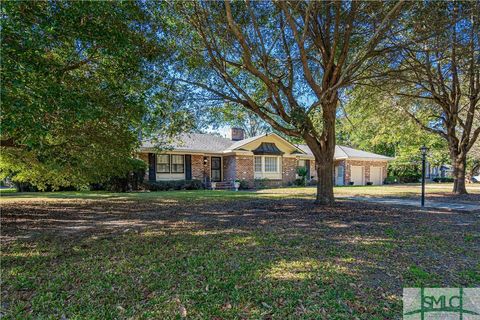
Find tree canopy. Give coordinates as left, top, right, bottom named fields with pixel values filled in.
left=0, top=1, right=194, bottom=189
left=160, top=0, right=406, bottom=203
left=2, top=0, right=478, bottom=199
left=373, top=1, right=480, bottom=193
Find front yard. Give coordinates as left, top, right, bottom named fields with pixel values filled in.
left=1, top=185, right=479, bottom=319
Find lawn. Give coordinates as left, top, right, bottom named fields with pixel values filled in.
left=1, top=186, right=479, bottom=319
left=1, top=183, right=479, bottom=203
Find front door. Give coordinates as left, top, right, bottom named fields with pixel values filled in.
left=211, top=157, right=222, bottom=182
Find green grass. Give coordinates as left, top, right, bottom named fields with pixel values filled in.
left=1, top=183, right=477, bottom=203
left=4, top=223, right=475, bottom=319
left=0, top=189, right=261, bottom=201
left=2, top=231, right=397, bottom=319
left=1, top=184, right=478, bottom=319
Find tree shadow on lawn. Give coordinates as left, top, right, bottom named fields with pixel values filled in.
left=1, top=198, right=479, bottom=319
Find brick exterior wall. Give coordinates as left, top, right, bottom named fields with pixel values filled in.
left=235, top=155, right=255, bottom=187
left=191, top=155, right=206, bottom=181
left=282, top=157, right=297, bottom=184
left=223, top=155, right=299, bottom=188
left=306, top=159, right=387, bottom=186
left=223, top=155, right=236, bottom=182
left=308, top=160, right=341, bottom=182
left=138, top=152, right=388, bottom=187
left=344, top=160, right=388, bottom=185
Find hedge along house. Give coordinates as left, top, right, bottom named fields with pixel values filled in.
left=138, top=128, right=393, bottom=188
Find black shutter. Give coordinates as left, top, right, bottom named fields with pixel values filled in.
left=148, top=153, right=156, bottom=181
left=185, top=155, right=192, bottom=180
left=306, top=160, right=311, bottom=179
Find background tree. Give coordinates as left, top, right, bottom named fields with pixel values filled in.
left=209, top=103, right=270, bottom=138
left=380, top=1, right=479, bottom=194
left=467, top=142, right=480, bottom=181
left=0, top=1, right=194, bottom=189
left=337, top=86, right=449, bottom=182
left=167, top=0, right=405, bottom=204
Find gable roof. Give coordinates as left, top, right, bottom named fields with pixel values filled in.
left=141, top=133, right=234, bottom=153
left=227, top=134, right=264, bottom=151
left=297, top=144, right=393, bottom=160
left=140, top=132, right=393, bottom=160
left=225, top=133, right=306, bottom=154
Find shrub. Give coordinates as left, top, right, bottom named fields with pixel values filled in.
left=14, top=182, right=38, bottom=192
left=349, top=181, right=354, bottom=186
left=14, top=182, right=77, bottom=192
left=294, top=178, right=305, bottom=186
left=398, top=174, right=421, bottom=183
left=384, top=176, right=399, bottom=184
left=254, top=178, right=270, bottom=189
left=296, top=167, right=307, bottom=186
left=100, top=158, right=146, bottom=192
left=366, top=181, right=373, bottom=186
left=145, top=179, right=203, bottom=191
left=238, top=180, right=249, bottom=190
left=432, top=177, right=454, bottom=183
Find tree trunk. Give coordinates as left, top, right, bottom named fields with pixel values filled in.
left=315, top=154, right=334, bottom=205
left=452, top=156, right=468, bottom=195
left=304, top=98, right=337, bottom=205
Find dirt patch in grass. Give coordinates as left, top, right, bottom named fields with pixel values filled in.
left=1, top=198, right=479, bottom=319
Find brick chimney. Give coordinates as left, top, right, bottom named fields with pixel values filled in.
left=231, top=127, right=245, bottom=141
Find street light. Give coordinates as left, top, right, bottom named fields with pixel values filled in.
left=420, top=145, right=428, bottom=207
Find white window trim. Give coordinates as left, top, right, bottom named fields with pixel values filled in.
left=156, top=154, right=186, bottom=180
left=253, top=156, right=282, bottom=179
left=157, top=154, right=170, bottom=173
left=171, top=154, right=185, bottom=173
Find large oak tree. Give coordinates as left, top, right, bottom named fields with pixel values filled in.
left=169, top=0, right=405, bottom=204
left=383, top=1, right=479, bottom=194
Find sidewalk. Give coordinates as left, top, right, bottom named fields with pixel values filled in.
left=340, top=196, right=480, bottom=212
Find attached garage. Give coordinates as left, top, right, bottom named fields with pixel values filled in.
left=370, top=166, right=383, bottom=185
left=350, top=166, right=364, bottom=186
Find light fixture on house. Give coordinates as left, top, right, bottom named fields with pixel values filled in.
left=203, top=156, right=208, bottom=165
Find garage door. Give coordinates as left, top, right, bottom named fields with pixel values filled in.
left=350, top=166, right=364, bottom=186
left=370, top=167, right=383, bottom=185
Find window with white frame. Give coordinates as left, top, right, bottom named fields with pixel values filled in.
left=264, top=156, right=279, bottom=172
left=171, top=155, right=184, bottom=173
left=157, top=155, right=170, bottom=173
left=254, top=156, right=262, bottom=172
left=298, top=159, right=306, bottom=169
left=254, top=156, right=281, bottom=176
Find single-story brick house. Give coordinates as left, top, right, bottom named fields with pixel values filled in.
left=138, top=128, right=393, bottom=188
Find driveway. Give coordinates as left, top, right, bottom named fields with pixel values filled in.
left=341, top=196, right=480, bottom=213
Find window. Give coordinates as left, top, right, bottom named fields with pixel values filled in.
left=264, top=157, right=278, bottom=172
left=254, top=156, right=262, bottom=172
left=171, top=155, right=184, bottom=173
left=157, top=155, right=170, bottom=173
left=298, top=159, right=306, bottom=169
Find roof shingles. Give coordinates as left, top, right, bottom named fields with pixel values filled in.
left=141, top=133, right=393, bottom=160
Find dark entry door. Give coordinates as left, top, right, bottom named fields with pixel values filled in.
left=211, top=157, right=222, bottom=182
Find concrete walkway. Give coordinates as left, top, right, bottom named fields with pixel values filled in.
left=341, top=196, right=480, bottom=212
